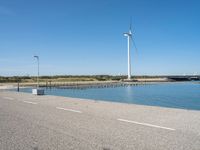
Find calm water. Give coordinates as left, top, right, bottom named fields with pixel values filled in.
left=16, top=82, right=200, bottom=110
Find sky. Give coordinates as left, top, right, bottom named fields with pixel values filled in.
left=0, top=0, right=200, bottom=76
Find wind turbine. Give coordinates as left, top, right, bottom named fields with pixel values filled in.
left=123, top=20, right=138, bottom=80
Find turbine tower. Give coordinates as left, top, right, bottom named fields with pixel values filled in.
left=124, top=25, right=132, bottom=80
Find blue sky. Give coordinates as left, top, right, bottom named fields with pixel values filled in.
left=0, top=0, right=199, bottom=76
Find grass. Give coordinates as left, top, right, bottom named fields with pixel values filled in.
left=0, top=75, right=126, bottom=83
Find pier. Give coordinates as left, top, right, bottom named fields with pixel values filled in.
left=40, top=81, right=152, bottom=90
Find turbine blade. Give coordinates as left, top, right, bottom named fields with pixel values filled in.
left=130, top=17, right=132, bottom=31
left=131, top=36, right=138, bottom=54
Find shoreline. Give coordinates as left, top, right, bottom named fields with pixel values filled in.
left=0, top=80, right=198, bottom=90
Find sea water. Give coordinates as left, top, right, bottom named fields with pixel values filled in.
left=15, top=82, right=200, bottom=110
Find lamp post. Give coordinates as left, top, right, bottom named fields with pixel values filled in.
left=32, top=55, right=44, bottom=95
left=34, top=55, right=39, bottom=89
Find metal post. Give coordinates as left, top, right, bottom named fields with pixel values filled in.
left=34, top=56, right=39, bottom=89
left=37, top=57, right=39, bottom=88
left=49, top=81, right=51, bottom=89
left=17, top=82, right=19, bottom=92
left=46, top=81, right=48, bottom=88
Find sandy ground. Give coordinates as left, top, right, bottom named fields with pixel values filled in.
left=0, top=84, right=16, bottom=89
left=136, top=77, right=169, bottom=82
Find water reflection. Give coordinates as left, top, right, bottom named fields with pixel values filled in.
left=125, top=85, right=133, bottom=103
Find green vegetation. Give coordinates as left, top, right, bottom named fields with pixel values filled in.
left=0, top=75, right=127, bottom=83
left=0, top=76, right=22, bottom=83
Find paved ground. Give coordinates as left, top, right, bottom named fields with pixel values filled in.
left=0, top=91, right=200, bottom=150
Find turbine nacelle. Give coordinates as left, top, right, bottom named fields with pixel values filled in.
left=123, top=30, right=132, bottom=37
left=123, top=33, right=131, bottom=37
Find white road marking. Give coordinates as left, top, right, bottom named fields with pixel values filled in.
left=56, top=107, right=82, bottom=113
left=23, top=101, right=37, bottom=105
left=3, top=97, right=14, bottom=100
left=117, top=118, right=175, bottom=131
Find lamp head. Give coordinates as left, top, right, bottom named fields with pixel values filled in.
left=34, top=55, right=39, bottom=59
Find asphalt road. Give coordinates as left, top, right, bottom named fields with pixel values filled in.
left=0, top=91, right=200, bottom=150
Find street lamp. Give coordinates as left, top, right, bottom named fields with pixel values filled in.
left=34, top=55, right=39, bottom=89
left=32, top=55, right=44, bottom=95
